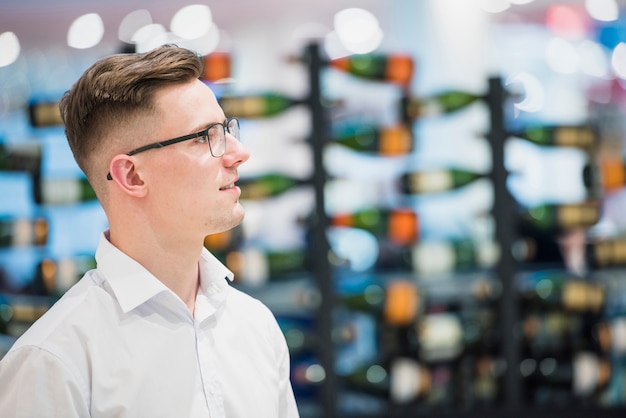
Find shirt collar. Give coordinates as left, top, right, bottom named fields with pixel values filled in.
left=95, top=231, right=234, bottom=314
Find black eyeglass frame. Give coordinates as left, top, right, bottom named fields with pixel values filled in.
left=106, top=117, right=239, bottom=180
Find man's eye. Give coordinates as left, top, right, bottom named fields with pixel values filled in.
left=196, top=133, right=209, bottom=144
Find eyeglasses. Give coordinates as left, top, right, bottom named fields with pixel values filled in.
left=106, top=117, right=240, bottom=180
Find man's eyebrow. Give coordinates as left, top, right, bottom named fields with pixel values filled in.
left=194, top=119, right=228, bottom=132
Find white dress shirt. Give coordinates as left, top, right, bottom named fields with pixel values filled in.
left=0, top=232, right=300, bottom=418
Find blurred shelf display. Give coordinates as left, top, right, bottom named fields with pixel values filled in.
left=5, top=29, right=626, bottom=418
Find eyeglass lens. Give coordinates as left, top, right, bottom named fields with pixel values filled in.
left=207, top=118, right=239, bottom=157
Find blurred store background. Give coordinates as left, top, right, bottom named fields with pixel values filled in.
left=3, top=0, right=626, bottom=416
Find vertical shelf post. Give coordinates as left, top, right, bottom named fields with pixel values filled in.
left=486, top=76, right=522, bottom=410
left=305, top=42, right=337, bottom=417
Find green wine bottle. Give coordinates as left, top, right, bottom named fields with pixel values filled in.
left=29, top=99, right=63, bottom=128
left=0, top=217, right=48, bottom=247
left=0, top=142, right=42, bottom=174
left=201, top=51, right=230, bottom=83
left=524, top=202, right=600, bottom=232
left=522, top=351, right=611, bottom=399
left=0, top=295, right=12, bottom=336
left=343, top=357, right=431, bottom=403
left=510, top=125, right=596, bottom=149
left=226, top=247, right=310, bottom=286
left=341, top=279, right=420, bottom=326
left=522, top=310, right=581, bottom=357
left=4, top=297, right=53, bottom=337
left=277, top=316, right=356, bottom=358
left=238, top=173, right=308, bottom=200
left=401, top=91, right=483, bottom=120
left=401, top=168, right=483, bottom=194
left=203, top=225, right=243, bottom=252
left=409, top=239, right=500, bottom=275
left=329, top=53, right=415, bottom=86
left=331, top=207, right=419, bottom=246
left=34, top=255, right=97, bottom=297
left=218, top=92, right=303, bottom=118
left=36, top=177, right=97, bottom=205
left=595, top=316, right=626, bottom=355
left=519, top=272, right=604, bottom=313
left=583, top=153, right=626, bottom=194
left=413, top=308, right=498, bottom=362
left=586, top=236, right=626, bottom=269
left=330, top=123, right=413, bottom=155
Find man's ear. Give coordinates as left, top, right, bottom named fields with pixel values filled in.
left=108, top=155, right=147, bottom=196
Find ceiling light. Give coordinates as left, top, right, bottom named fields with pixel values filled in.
left=0, top=32, right=20, bottom=67
left=333, top=8, right=383, bottom=54
left=611, top=42, right=626, bottom=79
left=585, top=0, right=619, bottom=22
left=119, top=9, right=152, bottom=44
left=545, top=37, right=579, bottom=74
left=133, top=24, right=168, bottom=52
left=67, top=13, right=104, bottom=49
left=171, top=5, right=213, bottom=40
left=545, top=5, right=588, bottom=39
left=475, top=0, right=511, bottom=14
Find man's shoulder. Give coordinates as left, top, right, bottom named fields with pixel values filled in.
left=224, top=283, right=278, bottom=321
left=9, top=270, right=112, bottom=353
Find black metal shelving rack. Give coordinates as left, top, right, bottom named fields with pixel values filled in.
left=306, top=42, right=339, bottom=418
left=302, top=42, right=626, bottom=417
left=486, top=76, right=522, bottom=412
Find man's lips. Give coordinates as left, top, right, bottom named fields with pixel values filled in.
left=219, top=179, right=239, bottom=190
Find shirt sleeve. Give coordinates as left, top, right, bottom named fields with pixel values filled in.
left=0, top=346, right=91, bottom=418
left=273, top=320, right=300, bottom=418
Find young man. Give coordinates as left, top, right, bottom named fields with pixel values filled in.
left=0, top=45, right=300, bottom=417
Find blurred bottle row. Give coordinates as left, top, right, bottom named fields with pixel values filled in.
left=3, top=47, right=626, bottom=417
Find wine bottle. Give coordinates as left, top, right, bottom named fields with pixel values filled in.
left=519, top=272, right=605, bottom=313
left=30, top=255, right=96, bottom=297
left=290, top=357, right=326, bottom=400
left=586, top=236, right=626, bottom=269
left=521, top=201, right=601, bottom=233
left=278, top=315, right=316, bottom=358
left=329, top=53, right=414, bottom=86
left=3, top=296, right=54, bottom=338
left=0, top=294, right=12, bottom=335
left=28, top=99, right=63, bottom=127
left=410, top=305, right=499, bottom=363
left=522, top=310, right=581, bottom=358
left=330, top=123, right=413, bottom=156
left=35, top=177, right=97, bottom=205
left=201, top=51, right=230, bottom=83
left=341, top=279, right=420, bottom=326
left=466, top=356, right=503, bottom=406
left=225, top=247, right=310, bottom=286
left=237, top=173, right=309, bottom=200
left=331, top=207, right=419, bottom=246
left=203, top=225, right=243, bottom=252
left=510, top=125, right=597, bottom=149
left=595, top=317, right=626, bottom=355
left=277, top=315, right=357, bottom=358
left=401, top=91, right=483, bottom=120
left=0, top=217, right=48, bottom=247
left=408, top=239, right=500, bottom=275
left=522, top=351, right=611, bottom=402
left=400, top=168, right=483, bottom=194
left=0, top=142, right=42, bottom=174
left=582, top=154, right=626, bottom=194
left=342, top=357, right=432, bottom=403
left=218, top=92, right=303, bottom=118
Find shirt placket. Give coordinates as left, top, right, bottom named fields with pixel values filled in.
left=195, top=304, right=226, bottom=417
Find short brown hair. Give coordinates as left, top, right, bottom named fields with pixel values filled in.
left=59, top=45, right=203, bottom=188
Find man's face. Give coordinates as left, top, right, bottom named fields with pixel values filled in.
left=139, top=79, right=249, bottom=241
